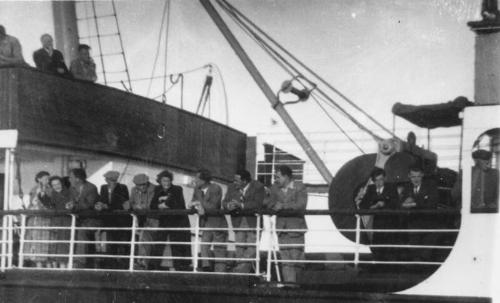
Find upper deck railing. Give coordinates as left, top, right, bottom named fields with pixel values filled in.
left=0, top=209, right=460, bottom=283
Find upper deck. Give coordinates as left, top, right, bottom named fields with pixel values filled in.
left=0, top=66, right=247, bottom=182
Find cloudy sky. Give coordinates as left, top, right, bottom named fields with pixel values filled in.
left=0, top=0, right=483, bottom=180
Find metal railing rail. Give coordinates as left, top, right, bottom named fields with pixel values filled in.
left=0, top=209, right=460, bottom=281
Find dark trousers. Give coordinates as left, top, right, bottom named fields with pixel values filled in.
left=152, top=229, right=192, bottom=270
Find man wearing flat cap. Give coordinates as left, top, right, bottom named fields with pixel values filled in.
left=99, top=170, right=130, bottom=268
left=471, top=149, right=499, bottom=209
left=125, top=173, right=157, bottom=269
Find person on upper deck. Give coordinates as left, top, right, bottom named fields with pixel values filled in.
left=471, top=149, right=499, bottom=210
left=150, top=170, right=191, bottom=271
left=400, top=165, right=439, bottom=261
left=70, top=44, right=97, bottom=82
left=124, top=173, right=157, bottom=270
left=265, top=165, right=308, bottom=283
left=189, top=168, right=226, bottom=272
left=67, top=168, right=99, bottom=268
left=97, top=170, right=130, bottom=269
left=223, top=169, right=265, bottom=273
left=358, top=168, right=398, bottom=261
left=0, top=25, right=25, bottom=66
left=33, top=34, right=71, bottom=78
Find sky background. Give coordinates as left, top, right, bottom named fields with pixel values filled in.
left=0, top=0, right=483, bottom=181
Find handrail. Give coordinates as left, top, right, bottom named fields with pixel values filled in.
left=0, top=208, right=462, bottom=217
left=0, top=210, right=460, bottom=281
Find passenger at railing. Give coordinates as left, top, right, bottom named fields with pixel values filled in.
left=189, top=168, right=226, bottom=272
left=150, top=170, right=192, bottom=271
left=25, top=171, right=53, bottom=268
left=358, top=168, right=398, bottom=261
left=0, top=25, right=26, bottom=66
left=48, top=176, right=72, bottom=269
left=70, top=44, right=97, bottom=82
left=33, top=34, right=71, bottom=78
left=265, top=165, right=308, bottom=283
left=67, top=168, right=99, bottom=268
left=471, top=149, right=499, bottom=210
left=400, top=165, right=439, bottom=262
left=223, top=169, right=265, bottom=273
left=124, top=173, right=157, bottom=270
left=97, top=170, right=130, bottom=269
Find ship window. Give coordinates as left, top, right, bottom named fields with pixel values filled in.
left=470, top=128, right=499, bottom=213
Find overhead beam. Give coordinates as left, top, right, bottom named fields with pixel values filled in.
left=200, top=0, right=333, bottom=183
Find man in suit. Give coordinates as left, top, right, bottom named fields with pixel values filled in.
left=98, top=170, right=129, bottom=268
left=265, top=165, right=308, bottom=283
left=33, top=34, right=71, bottom=77
left=68, top=168, right=99, bottom=268
left=359, top=168, right=398, bottom=261
left=124, top=173, right=157, bottom=269
left=190, top=169, right=226, bottom=272
left=150, top=170, right=191, bottom=271
left=223, top=169, right=265, bottom=273
left=401, top=165, right=439, bottom=261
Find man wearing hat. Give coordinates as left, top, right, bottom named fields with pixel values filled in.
left=471, top=149, right=499, bottom=209
left=99, top=170, right=129, bottom=268
left=125, top=173, right=157, bottom=269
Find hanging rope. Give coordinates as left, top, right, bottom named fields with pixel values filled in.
left=170, top=73, right=184, bottom=109
left=211, top=63, right=230, bottom=125
left=217, top=0, right=399, bottom=141
left=162, top=0, right=172, bottom=100
left=146, top=1, right=169, bottom=97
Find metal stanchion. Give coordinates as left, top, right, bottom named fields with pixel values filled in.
left=129, top=214, right=138, bottom=271
left=68, top=214, right=77, bottom=269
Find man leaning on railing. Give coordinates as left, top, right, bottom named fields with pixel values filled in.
left=67, top=168, right=99, bottom=268
left=189, top=169, right=226, bottom=272
left=264, top=165, right=308, bottom=283
left=124, top=173, right=157, bottom=270
left=223, top=169, right=265, bottom=273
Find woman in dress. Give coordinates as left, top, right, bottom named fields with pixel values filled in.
left=25, top=171, right=53, bottom=268
left=48, top=176, right=72, bottom=268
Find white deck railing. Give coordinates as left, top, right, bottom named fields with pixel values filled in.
left=0, top=209, right=460, bottom=282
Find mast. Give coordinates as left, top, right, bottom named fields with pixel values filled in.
left=200, top=0, right=333, bottom=183
left=468, top=0, right=500, bottom=106
left=52, top=1, right=79, bottom=66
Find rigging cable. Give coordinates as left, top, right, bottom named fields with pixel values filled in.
left=107, top=64, right=210, bottom=84
left=217, top=0, right=382, bottom=141
left=218, top=0, right=398, bottom=140
left=146, top=1, right=169, bottom=97
left=162, top=0, right=172, bottom=101
left=310, top=92, right=366, bottom=154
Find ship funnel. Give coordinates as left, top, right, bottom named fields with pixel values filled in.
left=468, top=0, right=500, bottom=105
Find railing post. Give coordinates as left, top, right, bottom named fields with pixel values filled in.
left=255, top=214, right=261, bottom=277
left=68, top=214, right=77, bottom=269
left=0, top=214, right=6, bottom=271
left=354, top=214, right=361, bottom=269
left=18, top=214, right=26, bottom=268
left=7, top=215, right=13, bottom=268
left=192, top=214, right=200, bottom=272
left=265, top=217, right=272, bottom=282
left=129, top=214, right=138, bottom=271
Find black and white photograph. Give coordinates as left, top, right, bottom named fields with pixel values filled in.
left=0, top=0, right=498, bottom=302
